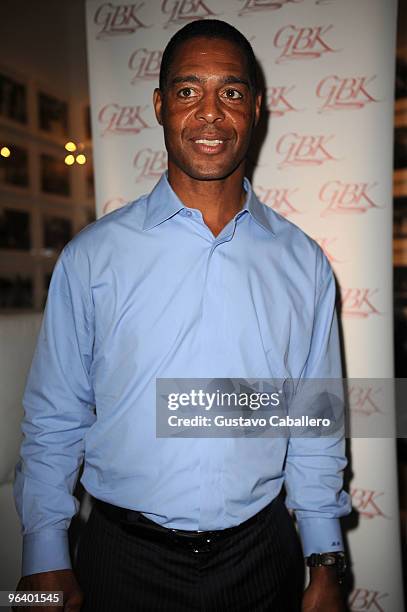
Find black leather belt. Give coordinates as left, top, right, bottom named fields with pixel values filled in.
left=94, top=495, right=280, bottom=554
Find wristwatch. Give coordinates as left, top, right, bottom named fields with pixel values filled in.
left=306, top=552, right=347, bottom=583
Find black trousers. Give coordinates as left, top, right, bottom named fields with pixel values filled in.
left=74, top=495, right=304, bottom=611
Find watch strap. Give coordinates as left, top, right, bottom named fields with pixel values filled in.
left=306, top=552, right=347, bottom=583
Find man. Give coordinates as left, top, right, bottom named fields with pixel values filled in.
left=14, top=19, right=350, bottom=611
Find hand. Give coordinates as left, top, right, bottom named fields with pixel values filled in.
left=13, top=569, right=83, bottom=612
left=302, top=566, right=345, bottom=612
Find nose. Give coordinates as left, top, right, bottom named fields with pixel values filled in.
left=194, top=92, right=225, bottom=124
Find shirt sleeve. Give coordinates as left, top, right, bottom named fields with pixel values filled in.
left=13, top=245, right=96, bottom=576
left=284, top=247, right=351, bottom=557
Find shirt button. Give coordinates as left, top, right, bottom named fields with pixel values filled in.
left=185, top=210, right=192, bottom=217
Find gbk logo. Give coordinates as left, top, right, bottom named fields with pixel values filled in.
left=128, top=48, right=162, bottom=84
left=341, top=289, right=381, bottom=319
left=238, top=0, right=303, bottom=16
left=317, top=75, right=379, bottom=113
left=98, top=104, right=150, bottom=136
left=94, top=3, right=148, bottom=39
left=102, top=197, right=127, bottom=215
left=350, top=488, right=388, bottom=519
left=276, top=133, right=336, bottom=169
left=348, top=385, right=383, bottom=416
left=349, top=588, right=389, bottom=612
left=265, top=86, right=300, bottom=117
left=314, top=238, right=341, bottom=264
left=256, top=186, right=300, bottom=217
left=161, top=0, right=216, bottom=27
left=274, top=25, right=337, bottom=64
left=134, top=148, right=168, bottom=182
left=319, top=181, right=380, bottom=216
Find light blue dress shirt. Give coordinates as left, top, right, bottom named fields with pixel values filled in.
left=14, top=173, right=351, bottom=576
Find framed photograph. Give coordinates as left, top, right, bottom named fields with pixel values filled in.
left=0, top=72, right=27, bottom=124
left=0, top=208, right=31, bottom=250
left=38, top=91, right=68, bottom=137
left=40, top=153, right=70, bottom=196
left=43, top=213, right=73, bottom=251
left=0, top=144, right=29, bottom=188
left=0, top=273, right=33, bottom=309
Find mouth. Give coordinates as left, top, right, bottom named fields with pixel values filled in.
left=195, top=139, right=224, bottom=147
left=191, top=138, right=228, bottom=154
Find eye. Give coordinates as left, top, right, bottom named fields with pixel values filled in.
left=177, top=87, right=198, bottom=98
left=222, top=88, right=244, bottom=100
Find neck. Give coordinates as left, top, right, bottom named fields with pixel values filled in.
left=167, top=164, right=247, bottom=237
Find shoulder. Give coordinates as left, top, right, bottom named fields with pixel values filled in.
left=257, top=195, right=329, bottom=267
left=253, top=195, right=334, bottom=297
left=74, top=195, right=146, bottom=246
left=62, top=194, right=148, bottom=262
left=54, top=194, right=148, bottom=290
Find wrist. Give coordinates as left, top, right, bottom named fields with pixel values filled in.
left=309, top=565, right=340, bottom=584
left=306, top=552, right=347, bottom=584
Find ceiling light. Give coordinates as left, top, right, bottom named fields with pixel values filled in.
left=65, top=141, right=77, bottom=152
left=64, top=154, right=75, bottom=165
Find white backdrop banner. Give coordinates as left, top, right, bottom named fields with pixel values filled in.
left=85, top=1, right=403, bottom=609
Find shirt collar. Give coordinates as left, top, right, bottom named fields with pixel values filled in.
left=142, top=173, right=185, bottom=231
left=142, top=172, right=275, bottom=236
left=241, top=177, right=275, bottom=236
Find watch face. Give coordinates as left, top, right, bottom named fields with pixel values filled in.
left=323, top=555, right=337, bottom=565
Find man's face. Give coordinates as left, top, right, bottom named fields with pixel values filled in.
left=153, top=36, right=261, bottom=182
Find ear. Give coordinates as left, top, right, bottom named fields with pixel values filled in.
left=254, top=91, right=262, bottom=127
left=153, top=88, right=163, bottom=126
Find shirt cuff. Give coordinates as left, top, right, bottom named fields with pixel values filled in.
left=22, top=529, right=72, bottom=576
left=297, top=517, right=344, bottom=557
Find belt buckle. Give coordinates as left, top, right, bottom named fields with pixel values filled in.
left=170, top=530, right=215, bottom=554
